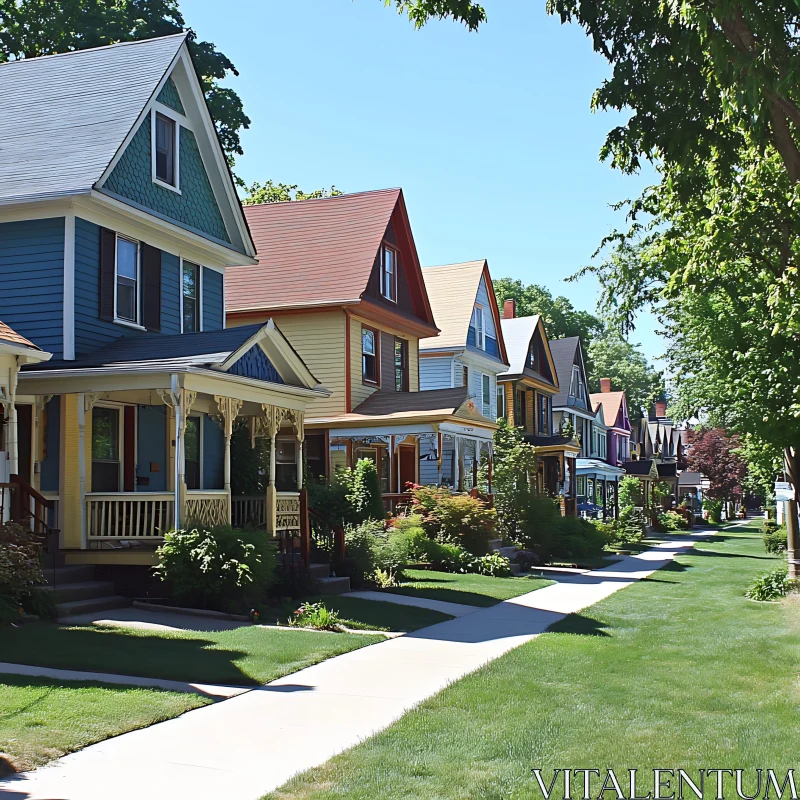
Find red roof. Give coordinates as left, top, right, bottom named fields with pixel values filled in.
left=0, top=320, right=38, bottom=350
left=227, top=188, right=432, bottom=318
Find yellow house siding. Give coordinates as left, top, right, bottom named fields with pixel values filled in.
left=526, top=388, right=535, bottom=434
left=229, top=311, right=348, bottom=417
left=350, top=314, right=419, bottom=407
left=59, top=394, right=82, bottom=549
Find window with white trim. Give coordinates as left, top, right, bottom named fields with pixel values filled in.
left=182, top=261, right=201, bottom=333
left=362, top=327, right=378, bottom=383
left=380, top=244, right=397, bottom=302
left=496, top=384, right=506, bottom=420
left=155, top=112, right=177, bottom=186
left=115, top=236, right=140, bottom=324
left=482, top=373, right=491, bottom=418
left=471, top=305, right=485, bottom=349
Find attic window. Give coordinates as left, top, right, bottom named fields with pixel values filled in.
left=153, top=110, right=180, bottom=191
left=380, top=244, right=397, bottom=303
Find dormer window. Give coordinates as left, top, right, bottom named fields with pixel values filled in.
left=380, top=244, right=397, bottom=302
left=570, top=365, right=586, bottom=402
left=152, top=109, right=180, bottom=191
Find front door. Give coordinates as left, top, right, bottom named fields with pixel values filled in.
left=16, top=404, right=32, bottom=482
left=398, top=444, right=416, bottom=493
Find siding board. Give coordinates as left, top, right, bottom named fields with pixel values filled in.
left=0, top=217, right=64, bottom=356
left=202, top=267, right=224, bottom=331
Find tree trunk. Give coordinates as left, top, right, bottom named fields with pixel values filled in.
left=784, top=447, right=800, bottom=580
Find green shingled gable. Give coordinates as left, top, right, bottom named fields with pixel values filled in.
left=104, top=114, right=230, bottom=243
left=156, top=77, right=185, bottom=114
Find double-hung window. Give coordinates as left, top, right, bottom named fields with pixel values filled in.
left=115, top=236, right=139, bottom=324
left=154, top=111, right=177, bottom=188
left=362, top=327, right=378, bottom=384
left=182, top=261, right=201, bottom=333
left=482, top=373, right=491, bottom=418
left=380, top=244, right=397, bottom=302
left=470, top=306, right=485, bottom=349
left=538, top=394, right=549, bottom=434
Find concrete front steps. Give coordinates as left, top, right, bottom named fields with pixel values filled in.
left=489, top=540, right=525, bottom=574
left=309, top=563, right=350, bottom=595
left=41, top=565, right=130, bottom=619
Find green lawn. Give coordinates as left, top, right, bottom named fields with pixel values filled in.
left=265, top=523, right=800, bottom=799
left=1, top=624, right=383, bottom=686
left=383, top=569, right=555, bottom=608
left=0, top=677, right=206, bottom=772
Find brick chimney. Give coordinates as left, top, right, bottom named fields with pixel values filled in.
left=655, top=399, right=668, bottom=418
left=503, top=299, right=516, bottom=319
left=600, top=377, right=612, bottom=393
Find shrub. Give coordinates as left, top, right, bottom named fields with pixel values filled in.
left=745, top=567, right=796, bottom=601
left=345, top=459, right=386, bottom=522
left=429, top=542, right=475, bottom=573
left=342, top=519, right=385, bottom=588
left=289, top=601, right=340, bottom=630
left=763, top=520, right=780, bottom=536
left=411, top=488, right=496, bottom=555
left=154, top=525, right=277, bottom=613
left=618, top=475, right=644, bottom=509
left=470, top=553, right=512, bottom=577
left=658, top=510, right=689, bottom=531
left=764, top=527, right=788, bottom=555
left=1, top=523, right=44, bottom=625
left=704, top=499, right=723, bottom=524
left=371, top=568, right=400, bottom=588
left=550, top=515, right=609, bottom=561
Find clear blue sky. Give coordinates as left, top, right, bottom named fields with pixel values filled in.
left=182, top=0, right=662, bottom=362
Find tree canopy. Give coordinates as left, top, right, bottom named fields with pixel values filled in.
left=687, top=429, right=747, bottom=504
left=243, top=181, right=343, bottom=206
left=0, top=0, right=249, bottom=161
left=586, top=333, right=662, bottom=417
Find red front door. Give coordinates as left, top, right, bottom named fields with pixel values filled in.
left=398, top=445, right=416, bottom=493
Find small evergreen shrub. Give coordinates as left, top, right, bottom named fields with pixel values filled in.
left=410, top=487, right=496, bottom=555
left=745, top=567, right=796, bottom=601
left=658, top=510, right=689, bottom=531
left=154, top=525, right=277, bottom=613
left=763, top=520, right=780, bottom=536
left=342, top=519, right=385, bottom=588
left=764, top=527, right=788, bottom=555
left=704, top=499, right=723, bottom=524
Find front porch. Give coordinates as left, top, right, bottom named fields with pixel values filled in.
left=15, top=322, right=326, bottom=565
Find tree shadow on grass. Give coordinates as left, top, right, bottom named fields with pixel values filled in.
left=384, top=586, right=499, bottom=608
left=547, top=613, right=611, bottom=637
left=1, top=624, right=254, bottom=686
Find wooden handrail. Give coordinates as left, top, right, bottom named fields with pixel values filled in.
left=10, top=474, right=54, bottom=509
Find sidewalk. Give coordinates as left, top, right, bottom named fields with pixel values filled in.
left=0, top=536, right=703, bottom=800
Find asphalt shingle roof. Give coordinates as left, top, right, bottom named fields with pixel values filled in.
left=21, top=325, right=263, bottom=373
left=0, top=34, right=185, bottom=204
left=0, top=320, right=39, bottom=350
left=550, top=337, right=581, bottom=408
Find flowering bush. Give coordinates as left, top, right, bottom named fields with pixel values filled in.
left=289, top=601, right=340, bottom=630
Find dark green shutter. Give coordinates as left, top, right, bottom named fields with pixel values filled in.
left=98, top=227, right=116, bottom=322
left=142, top=244, right=162, bottom=332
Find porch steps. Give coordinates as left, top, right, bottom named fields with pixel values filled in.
left=309, top=562, right=351, bottom=594
left=317, top=577, right=351, bottom=595
left=42, top=566, right=130, bottom=619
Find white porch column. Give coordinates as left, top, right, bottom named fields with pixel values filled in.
left=263, top=405, right=280, bottom=535
left=291, top=410, right=305, bottom=490
left=5, top=362, right=17, bottom=476
left=77, top=394, right=87, bottom=548
left=453, top=436, right=460, bottom=491
left=436, top=433, right=443, bottom=486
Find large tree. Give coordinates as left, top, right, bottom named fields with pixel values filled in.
left=493, top=278, right=603, bottom=344
left=687, top=428, right=747, bottom=511
left=586, top=333, right=662, bottom=418
left=389, top=0, right=800, bottom=575
left=0, top=0, right=249, bottom=161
